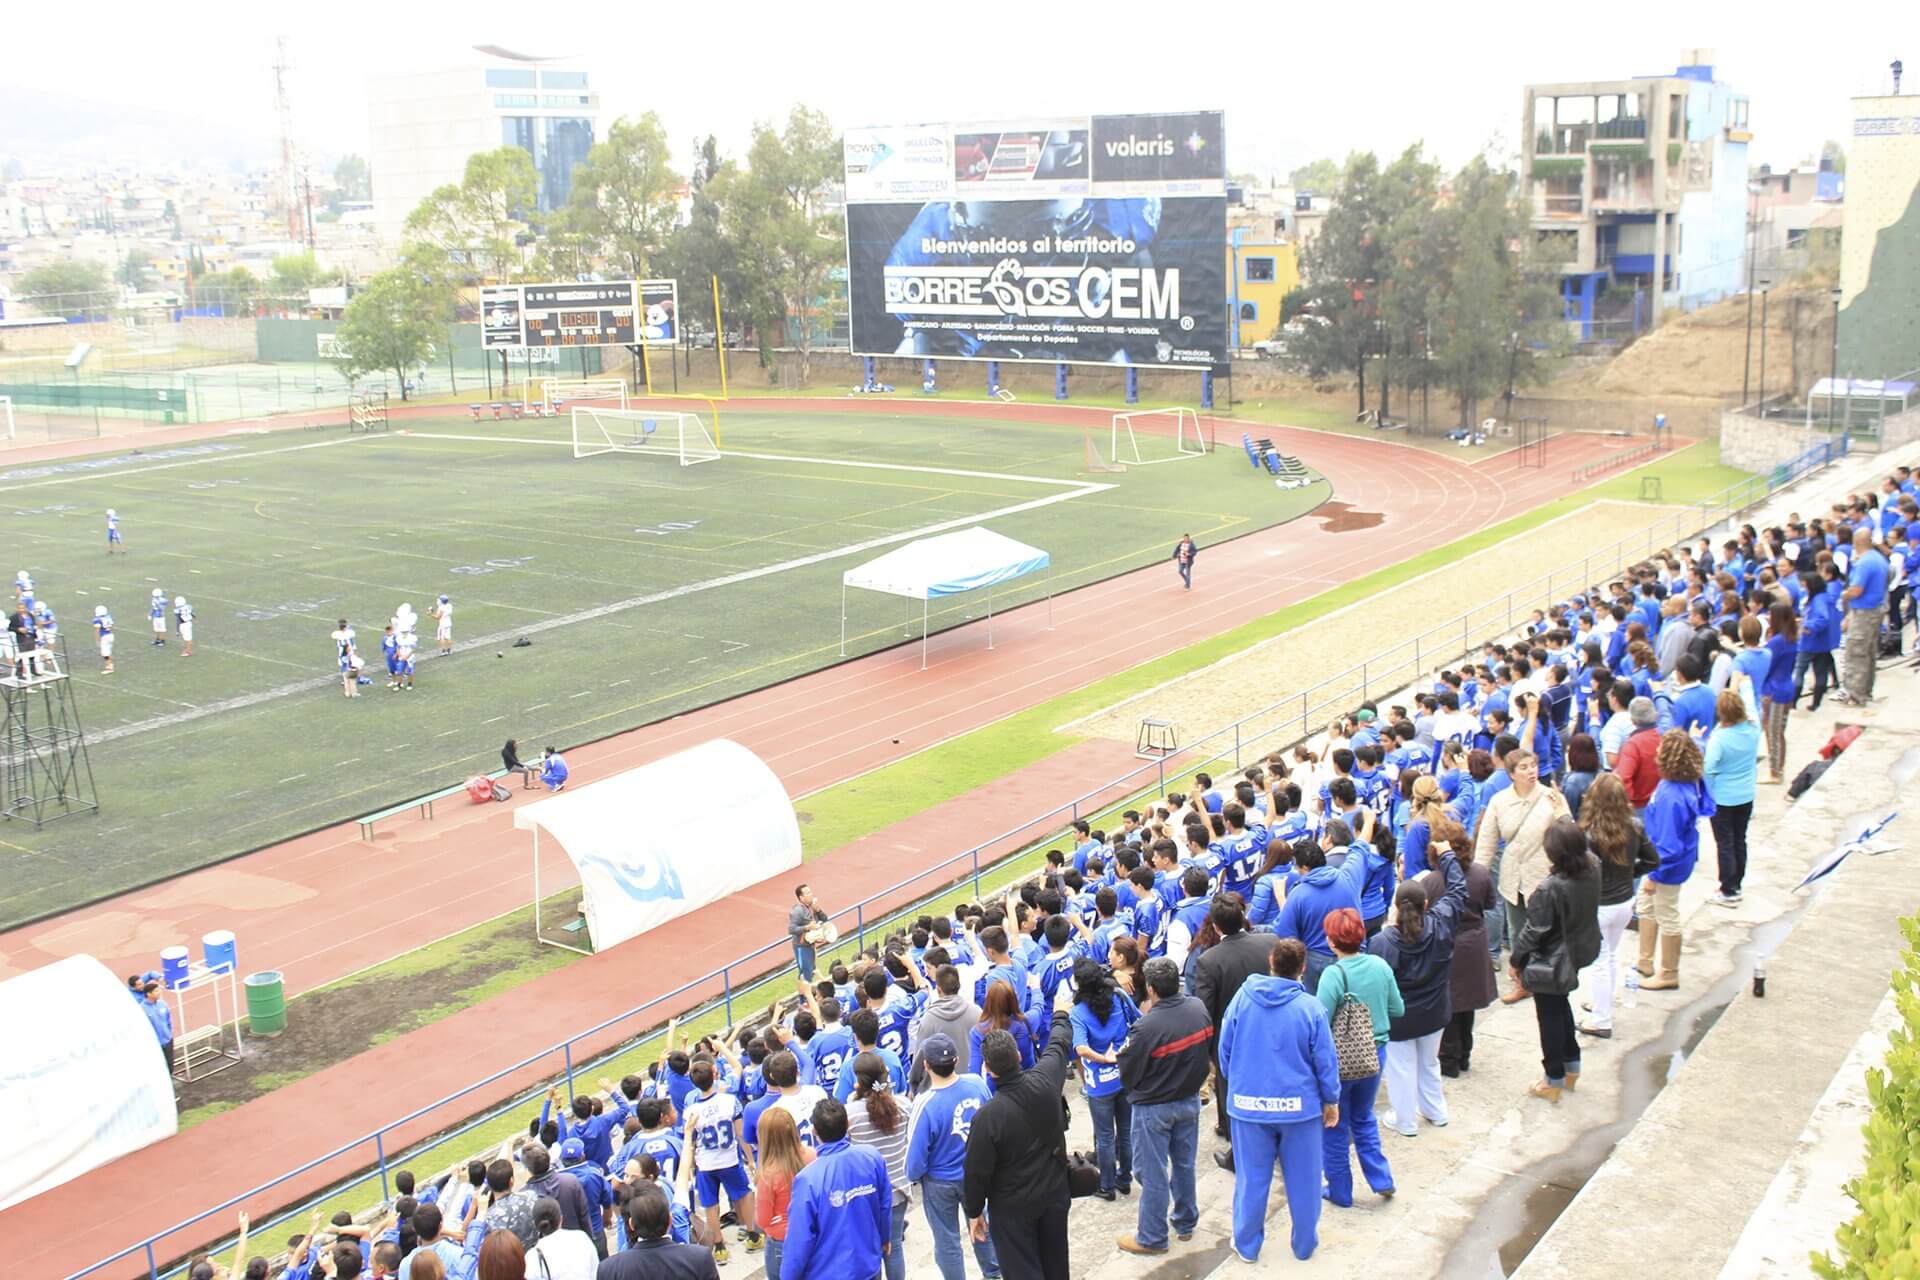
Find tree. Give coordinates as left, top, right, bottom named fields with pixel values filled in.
left=563, top=114, right=683, bottom=280
left=18, top=260, right=110, bottom=316
left=116, top=248, right=155, bottom=292
left=267, top=252, right=340, bottom=298
left=1292, top=152, right=1385, bottom=412
left=192, top=267, right=259, bottom=317
left=1287, top=157, right=1343, bottom=192
left=1424, top=157, right=1564, bottom=426
left=1368, top=145, right=1443, bottom=420
left=403, top=147, right=539, bottom=282
left=334, top=154, right=371, bottom=200
left=657, top=136, right=750, bottom=339
left=330, top=267, right=450, bottom=400
left=722, top=106, right=842, bottom=383
left=1819, top=139, right=1846, bottom=175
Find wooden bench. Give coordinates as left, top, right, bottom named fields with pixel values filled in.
left=357, top=769, right=513, bottom=841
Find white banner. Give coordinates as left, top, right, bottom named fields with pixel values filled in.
left=515, top=739, right=802, bottom=951
left=0, top=956, right=178, bottom=1209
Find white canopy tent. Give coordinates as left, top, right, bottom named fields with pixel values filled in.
left=0, top=956, right=178, bottom=1209
left=515, top=739, right=802, bottom=954
left=840, top=527, right=1053, bottom=669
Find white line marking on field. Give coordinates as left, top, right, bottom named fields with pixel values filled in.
left=526, top=702, right=550, bottom=711
left=436, top=728, right=461, bottom=736
left=608, top=679, right=631, bottom=688
left=384, top=743, right=411, bottom=752
left=0, top=435, right=366, bottom=493
left=334, top=761, right=358, bottom=768
left=570, top=690, right=592, bottom=698
left=79, top=461, right=1108, bottom=748
left=277, top=774, right=306, bottom=784
left=687, top=657, right=707, bottom=664
left=482, top=715, right=505, bottom=724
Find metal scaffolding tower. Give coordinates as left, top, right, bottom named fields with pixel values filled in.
left=2, top=642, right=100, bottom=827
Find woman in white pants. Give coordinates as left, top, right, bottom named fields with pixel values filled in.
left=1575, top=774, right=1660, bottom=1036
left=1367, top=845, right=1471, bottom=1136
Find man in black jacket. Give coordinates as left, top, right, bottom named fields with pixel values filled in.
left=962, top=984, right=1076, bottom=1280
left=1115, top=956, right=1213, bottom=1256
left=521, top=1143, right=594, bottom=1245
left=1194, top=895, right=1274, bottom=1171
left=599, top=1184, right=721, bottom=1279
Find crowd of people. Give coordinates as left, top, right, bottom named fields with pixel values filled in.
left=7, top=565, right=195, bottom=678
left=188, top=468, right=1914, bottom=1278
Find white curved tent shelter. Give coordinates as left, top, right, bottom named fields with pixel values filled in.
left=516, top=738, right=802, bottom=954
left=840, top=526, right=1053, bottom=669
left=0, top=955, right=179, bottom=1209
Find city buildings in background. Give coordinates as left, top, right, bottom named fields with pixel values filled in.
left=1836, top=78, right=1920, bottom=381
left=1749, top=160, right=1844, bottom=289
left=367, top=45, right=599, bottom=249
left=1523, top=50, right=1753, bottom=341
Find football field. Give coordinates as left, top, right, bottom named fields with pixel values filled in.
left=0, top=403, right=1328, bottom=925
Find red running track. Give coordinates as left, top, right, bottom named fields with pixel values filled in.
left=0, top=408, right=1645, bottom=1276
left=0, top=409, right=1633, bottom=1000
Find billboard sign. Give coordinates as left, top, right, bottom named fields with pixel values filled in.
left=844, top=125, right=954, bottom=202
left=480, top=279, right=680, bottom=350
left=844, top=111, right=1227, bottom=368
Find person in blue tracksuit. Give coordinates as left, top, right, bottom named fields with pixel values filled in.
left=1217, top=937, right=1340, bottom=1264
left=781, top=1097, right=891, bottom=1280
left=540, top=746, right=569, bottom=792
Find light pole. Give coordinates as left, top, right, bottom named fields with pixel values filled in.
left=1742, top=181, right=1761, bottom=406
left=1828, top=285, right=1842, bottom=437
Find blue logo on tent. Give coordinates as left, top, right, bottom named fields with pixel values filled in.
left=580, top=849, right=685, bottom=903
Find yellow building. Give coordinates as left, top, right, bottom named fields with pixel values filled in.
left=1227, top=231, right=1300, bottom=349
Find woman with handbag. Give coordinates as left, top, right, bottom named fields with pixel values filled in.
left=1472, top=746, right=1571, bottom=1005
left=1314, top=908, right=1403, bottom=1207
left=1366, top=848, right=1469, bottom=1137
left=1575, top=774, right=1659, bottom=1038
left=1509, top=819, right=1603, bottom=1102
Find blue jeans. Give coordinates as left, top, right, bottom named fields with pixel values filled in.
left=765, top=1235, right=783, bottom=1280
left=883, top=1195, right=908, bottom=1280
left=1087, top=1090, right=1133, bottom=1193
left=794, top=939, right=817, bottom=982
left=1229, top=1116, right=1324, bottom=1262
left=920, top=1177, right=1000, bottom=1280
left=1322, top=1045, right=1393, bottom=1205
left=1177, top=559, right=1192, bottom=588
left=1130, top=1096, right=1201, bottom=1249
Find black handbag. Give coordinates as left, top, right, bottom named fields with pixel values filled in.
left=1522, top=947, right=1576, bottom=994
left=1065, top=1150, right=1102, bottom=1198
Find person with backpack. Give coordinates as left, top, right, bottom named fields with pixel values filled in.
left=1314, top=909, right=1402, bottom=1207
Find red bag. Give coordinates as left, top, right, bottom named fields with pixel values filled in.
left=465, top=775, right=495, bottom=804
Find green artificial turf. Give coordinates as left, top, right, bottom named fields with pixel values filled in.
left=0, top=407, right=1325, bottom=926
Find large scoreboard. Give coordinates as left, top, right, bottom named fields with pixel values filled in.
left=481, top=279, right=679, bottom=350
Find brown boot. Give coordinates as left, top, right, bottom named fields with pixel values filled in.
left=1635, top=918, right=1659, bottom=978
left=1643, top=932, right=1682, bottom=990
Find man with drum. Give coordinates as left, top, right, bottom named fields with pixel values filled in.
left=789, top=883, right=832, bottom=982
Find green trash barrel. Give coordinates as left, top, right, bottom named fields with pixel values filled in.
left=245, top=970, right=286, bottom=1036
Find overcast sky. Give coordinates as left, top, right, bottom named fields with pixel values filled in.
left=5, top=1, right=1893, bottom=179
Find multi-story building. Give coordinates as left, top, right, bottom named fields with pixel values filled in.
left=1837, top=76, right=1920, bottom=381
left=1522, top=51, right=1751, bottom=339
left=1749, top=161, right=1844, bottom=288
left=368, top=45, right=599, bottom=251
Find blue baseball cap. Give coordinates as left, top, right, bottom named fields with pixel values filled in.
left=559, top=1137, right=586, bottom=1163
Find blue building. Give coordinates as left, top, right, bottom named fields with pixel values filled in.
left=1522, top=51, right=1752, bottom=340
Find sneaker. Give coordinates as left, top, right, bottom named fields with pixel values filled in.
left=1707, top=891, right=1742, bottom=908
left=744, top=1233, right=765, bottom=1254
left=712, top=1245, right=729, bottom=1266
left=1117, top=1235, right=1168, bottom=1257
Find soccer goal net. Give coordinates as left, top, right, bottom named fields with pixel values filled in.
left=533, top=378, right=629, bottom=414
left=0, top=397, right=12, bottom=444
left=571, top=406, right=721, bottom=466
left=1107, top=409, right=1211, bottom=467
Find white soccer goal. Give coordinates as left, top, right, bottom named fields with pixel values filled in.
left=0, top=397, right=12, bottom=443
left=1108, top=408, right=1210, bottom=466
left=571, top=406, right=721, bottom=466
left=532, top=378, right=629, bottom=414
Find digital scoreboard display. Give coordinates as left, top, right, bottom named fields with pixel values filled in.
left=481, top=280, right=679, bottom=350
left=520, top=284, right=637, bottom=348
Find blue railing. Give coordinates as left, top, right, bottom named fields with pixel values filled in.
left=67, top=427, right=1859, bottom=1280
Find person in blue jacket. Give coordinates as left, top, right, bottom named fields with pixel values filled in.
left=1637, top=731, right=1714, bottom=992
left=1272, top=823, right=1370, bottom=992
left=781, top=1097, right=892, bottom=1280
left=905, top=1033, right=999, bottom=1280
left=140, top=979, right=174, bottom=1077
left=540, top=746, right=570, bottom=792
left=1217, top=936, right=1340, bottom=1264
